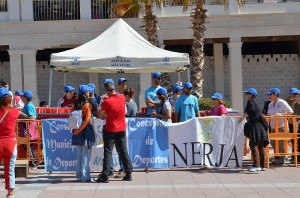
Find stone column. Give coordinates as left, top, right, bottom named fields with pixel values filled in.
left=228, top=41, right=243, bottom=113
left=228, top=0, right=239, bottom=15
left=139, top=73, right=151, bottom=110
left=8, top=0, right=20, bottom=22
left=20, top=0, right=34, bottom=21
left=23, top=49, right=39, bottom=106
left=80, top=0, right=91, bottom=20
left=213, top=43, right=224, bottom=95
left=8, top=50, right=23, bottom=91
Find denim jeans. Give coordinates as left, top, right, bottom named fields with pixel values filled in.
left=76, top=145, right=92, bottom=182
left=102, top=131, right=133, bottom=176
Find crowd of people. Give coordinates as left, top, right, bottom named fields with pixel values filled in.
left=1, top=75, right=300, bottom=196
left=240, top=87, right=300, bottom=172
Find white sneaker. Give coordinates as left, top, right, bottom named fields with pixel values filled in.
left=259, top=168, right=266, bottom=171
left=248, top=167, right=258, bottom=172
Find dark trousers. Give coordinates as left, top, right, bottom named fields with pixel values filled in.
left=250, top=139, right=266, bottom=168
left=102, top=131, right=133, bottom=176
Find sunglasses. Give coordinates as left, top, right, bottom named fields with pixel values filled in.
left=212, top=98, right=218, bottom=100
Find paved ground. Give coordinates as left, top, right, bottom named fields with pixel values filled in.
left=1, top=160, right=300, bottom=198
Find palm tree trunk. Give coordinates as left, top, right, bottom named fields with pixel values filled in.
left=143, top=4, right=159, bottom=46
left=190, top=0, right=207, bottom=98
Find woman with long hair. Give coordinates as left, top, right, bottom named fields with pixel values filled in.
left=209, top=93, right=227, bottom=116
left=151, top=87, right=172, bottom=123
left=239, top=88, right=269, bottom=172
left=123, top=88, right=137, bottom=117
left=72, top=85, right=95, bottom=182
left=0, top=88, right=20, bottom=198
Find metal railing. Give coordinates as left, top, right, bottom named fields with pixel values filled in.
left=0, top=0, right=7, bottom=12
left=91, top=0, right=138, bottom=19
left=33, top=0, right=80, bottom=21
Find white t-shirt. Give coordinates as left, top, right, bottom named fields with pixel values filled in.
left=268, top=98, right=293, bottom=129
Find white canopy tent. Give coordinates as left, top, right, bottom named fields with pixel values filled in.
left=49, top=19, right=190, bottom=105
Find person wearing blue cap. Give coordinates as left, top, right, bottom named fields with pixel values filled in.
left=87, top=83, right=101, bottom=106
left=0, top=87, right=20, bottom=198
left=151, top=87, right=172, bottom=123
left=174, top=82, right=200, bottom=122
left=145, top=72, right=163, bottom=117
left=57, top=85, right=77, bottom=108
left=14, top=90, right=24, bottom=108
left=19, top=90, right=39, bottom=169
left=20, top=90, right=37, bottom=120
left=284, top=88, right=298, bottom=132
left=169, top=85, right=183, bottom=111
left=117, top=77, right=127, bottom=94
left=72, top=85, right=95, bottom=182
left=292, top=90, right=300, bottom=163
left=97, top=79, right=133, bottom=183
left=267, top=88, right=293, bottom=166
left=86, top=83, right=98, bottom=117
left=240, top=88, right=269, bottom=172
left=209, top=93, right=227, bottom=116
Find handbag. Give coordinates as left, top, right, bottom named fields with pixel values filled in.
left=259, top=116, right=269, bottom=132
left=68, top=110, right=82, bottom=129
left=71, top=129, right=85, bottom=146
left=244, top=121, right=250, bottom=138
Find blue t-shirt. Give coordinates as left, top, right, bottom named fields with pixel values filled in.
left=174, top=94, right=199, bottom=122
left=22, top=102, right=37, bottom=119
left=145, top=85, right=161, bottom=116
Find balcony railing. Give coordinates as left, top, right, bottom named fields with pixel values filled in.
left=0, top=0, right=7, bottom=12
left=91, top=0, right=138, bottom=19
left=33, top=0, right=80, bottom=21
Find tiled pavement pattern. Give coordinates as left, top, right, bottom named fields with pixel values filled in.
left=1, top=163, right=300, bottom=198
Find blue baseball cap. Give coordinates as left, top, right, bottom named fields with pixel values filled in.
left=0, top=88, right=10, bottom=98
left=87, top=83, right=96, bottom=94
left=295, top=90, right=300, bottom=95
left=23, top=90, right=33, bottom=99
left=211, top=93, right=223, bottom=100
left=184, top=82, right=193, bottom=89
left=157, top=87, right=168, bottom=95
left=152, top=72, right=163, bottom=78
left=290, top=88, right=298, bottom=94
left=15, top=90, right=23, bottom=96
left=173, top=85, right=183, bottom=93
left=267, top=88, right=280, bottom=95
left=118, top=77, right=127, bottom=85
left=64, top=85, right=75, bottom=92
left=103, top=79, right=114, bottom=85
left=243, top=88, right=257, bottom=97
left=79, top=85, right=91, bottom=94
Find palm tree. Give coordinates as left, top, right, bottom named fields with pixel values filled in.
left=113, top=0, right=163, bottom=46
left=114, top=0, right=243, bottom=97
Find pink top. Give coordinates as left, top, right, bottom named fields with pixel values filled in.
left=209, top=104, right=227, bottom=116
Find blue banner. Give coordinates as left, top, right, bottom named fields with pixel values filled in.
left=42, top=119, right=77, bottom=172
left=127, top=118, right=169, bottom=169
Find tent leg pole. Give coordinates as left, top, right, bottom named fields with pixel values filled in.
left=63, top=72, right=67, bottom=85
left=48, top=65, right=54, bottom=107
left=187, top=65, right=190, bottom=82
left=178, top=72, right=180, bottom=83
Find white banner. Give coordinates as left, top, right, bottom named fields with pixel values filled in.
left=168, top=117, right=244, bottom=168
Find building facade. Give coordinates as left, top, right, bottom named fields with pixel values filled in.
left=0, top=0, right=300, bottom=111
